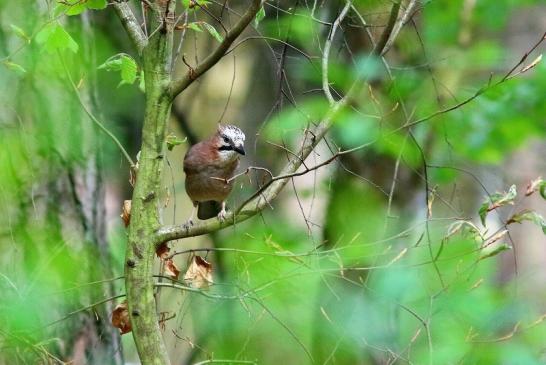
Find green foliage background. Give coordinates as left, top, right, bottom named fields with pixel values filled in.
left=1, top=0, right=545, bottom=364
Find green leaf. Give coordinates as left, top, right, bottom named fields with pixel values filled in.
left=10, top=24, right=30, bottom=43
left=202, top=23, right=223, bottom=42
left=478, top=184, right=517, bottom=226
left=63, top=0, right=87, bottom=16
left=478, top=203, right=489, bottom=227
left=98, top=54, right=138, bottom=86
left=2, top=60, right=27, bottom=75
left=58, top=0, right=106, bottom=15
left=98, top=57, right=123, bottom=71
left=87, top=0, right=107, bottom=10
left=254, top=6, right=266, bottom=27
left=119, top=55, right=138, bottom=85
left=479, top=243, right=511, bottom=261
left=35, top=23, right=78, bottom=53
left=166, top=134, right=187, bottom=151
left=186, top=22, right=203, bottom=32
left=508, top=210, right=546, bottom=234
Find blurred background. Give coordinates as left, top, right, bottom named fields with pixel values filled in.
left=1, top=0, right=545, bottom=364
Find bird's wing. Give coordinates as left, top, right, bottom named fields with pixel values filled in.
left=183, top=141, right=215, bottom=174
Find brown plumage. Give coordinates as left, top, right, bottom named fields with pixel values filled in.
left=183, top=125, right=245, bottom=223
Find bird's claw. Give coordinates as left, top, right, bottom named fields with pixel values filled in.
left=217, top=210, right=226, bottom=222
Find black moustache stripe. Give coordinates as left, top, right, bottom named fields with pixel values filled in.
left=218, top=145, right=233, bottom=151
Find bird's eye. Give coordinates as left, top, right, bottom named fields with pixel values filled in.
left=223, top=137, right=229, bottom=143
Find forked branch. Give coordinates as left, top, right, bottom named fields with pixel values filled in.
left=157, top=0, right=414, bottom=244
left=111, top=0, right=148, bottom=53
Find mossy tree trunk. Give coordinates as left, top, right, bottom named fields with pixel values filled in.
left=124, top=2, right=175, bottom=364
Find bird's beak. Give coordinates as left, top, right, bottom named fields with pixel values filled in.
left=234, top=144, right=246, bottom=155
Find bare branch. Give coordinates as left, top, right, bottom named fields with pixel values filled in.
left=372, top=0, right=401, bottom=56
left=389, top=31, right=546, bottom=130
left=111, top=1, right=148, bottom=53
left=502, top=31, right=546, bottom=81
left=380, top=0, right=419, bottom=56
left=169, top=0, right=263, bottom=99
left=322, top=1, right=352, bottom=105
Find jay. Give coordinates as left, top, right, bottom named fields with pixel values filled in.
left=183, top=124, right=246, bottom=224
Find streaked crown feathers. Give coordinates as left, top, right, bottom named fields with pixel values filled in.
left=218, top=124, right=245, bottom=143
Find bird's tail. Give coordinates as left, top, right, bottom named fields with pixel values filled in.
left=197, top=201, right=222, bottom=220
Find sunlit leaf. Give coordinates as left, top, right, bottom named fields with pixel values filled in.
left=98, top=53, right=138, bottom=86
left=87, top=0, right=107, bottom=10
left=64, top=1, right=87, bottom=16
left=98, top=56, right=123, bottom=71
left=119, top=55, right=138, bottom=85
left=35, top=23, right=79, bottom=53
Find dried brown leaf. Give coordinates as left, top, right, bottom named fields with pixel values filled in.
left=129, top=166, right=137, bottom=187
left=156, top=242, right=170, bottom=259
left=525, top=176, right=543, bottom=196
left=111, top=301, right=131, bottom=335
left=183, top=255, right=213, bottom=288
left=164, top=258, right=181, bottom=280
left=120, top=200, right=131, bottom=227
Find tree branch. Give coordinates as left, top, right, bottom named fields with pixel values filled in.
left=169, top=0, right=262, bottom=99
left=322, top=1, right=352, bottom=105
left=156, top=0, right=412, bottom=244
left=111, top=0, right=148, bottom=53
left=157, top=89, right=350, bottom=243
left=157, top=1, right=361, bottom=243
left=372, top=0, right=401, bottom=56
left=380, top=0, right=418, bottom=56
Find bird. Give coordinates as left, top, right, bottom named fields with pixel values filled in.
left=183, top=124, right=246, bottom=225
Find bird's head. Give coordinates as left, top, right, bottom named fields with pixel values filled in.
left=215, top=124, right=246, bottom=160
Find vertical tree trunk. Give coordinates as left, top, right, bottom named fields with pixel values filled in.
left=124, top=2, right=175, bottom=364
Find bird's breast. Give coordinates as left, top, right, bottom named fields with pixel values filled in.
left=184, top=156, right=239, bottom=202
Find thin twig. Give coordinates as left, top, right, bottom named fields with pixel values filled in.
left=60, top=56, right=135, bottom=167
left=372, top=0, right=401, bottom=56
left=381, top=0, right=419, bottom=55
left=322, top=1, right=352, bottom=105
left=170, top=0, right=263, bottom=99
